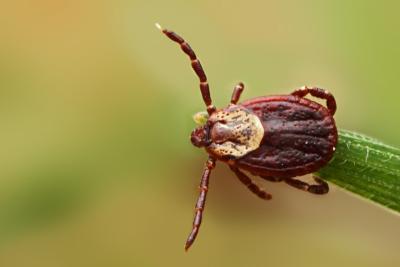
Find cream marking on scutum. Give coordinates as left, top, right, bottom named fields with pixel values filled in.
left=207, top=105, right=264, bottom=158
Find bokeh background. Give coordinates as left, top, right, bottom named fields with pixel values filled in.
left=0, top=1, right=399, bottom=266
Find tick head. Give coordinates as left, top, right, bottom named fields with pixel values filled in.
left=191, top=111, right=211, bottom=148
left=190, top=126, right=211, bottom=148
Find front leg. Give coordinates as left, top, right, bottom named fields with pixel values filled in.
left=185, top=157, right=216, bottom=251
left=230, top=82, right=244, bottom=104
left=230, top=166, right=272, bottom=200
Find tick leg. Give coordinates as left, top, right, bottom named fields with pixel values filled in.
left=260, top=176, right=283, bottom=182
left=284, top=175, right=329, bottom=195
left=185, top=157, right=216, bottom=251
left=230, top=166, right=272, bottom=200
left=291, top=86, right=336, bottom=115
left=156, top=24, right=215, bottom=115
left=230, top=82, right=245, bottom=104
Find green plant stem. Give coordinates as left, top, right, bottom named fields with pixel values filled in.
left=316, top=129, right=400, bottom=213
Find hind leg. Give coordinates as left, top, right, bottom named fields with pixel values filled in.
left=291, top=86, right=336, bottom=115
left=284, top=175, right=329, bottom=194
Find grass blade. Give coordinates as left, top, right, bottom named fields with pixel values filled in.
left=316, top=129, right=400, bottom=213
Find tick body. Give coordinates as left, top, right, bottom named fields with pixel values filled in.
left=157, top=24, right=338, bottom=251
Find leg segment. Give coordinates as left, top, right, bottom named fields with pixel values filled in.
left=260, top=175, right=283, bottom=182
left=291, top=86, right=336, bottom=115
left=284, top=175, right=329, bottom=195
left=185, top=157, right=216, bottom=251
left=230, top=82, right=244, bottom=104
left=230, top=166, right=272, bottom=200
left=156, top=24, right=215, bottom=114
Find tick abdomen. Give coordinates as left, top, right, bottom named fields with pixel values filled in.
left=237, top=95, right=337, bottom=178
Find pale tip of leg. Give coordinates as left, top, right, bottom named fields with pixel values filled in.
left=155, top=22, right=162, bottom=31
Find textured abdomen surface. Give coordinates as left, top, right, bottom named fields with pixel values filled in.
left=236, top=95, right=337, bottom=178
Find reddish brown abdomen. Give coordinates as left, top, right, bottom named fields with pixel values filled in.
left=236, top=95, right=337, bottom=178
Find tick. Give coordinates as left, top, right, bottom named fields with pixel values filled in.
left=156, top=24, right=338, bottom=251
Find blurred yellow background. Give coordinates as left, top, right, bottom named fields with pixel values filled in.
left=0, top=1, right=399, bottom=266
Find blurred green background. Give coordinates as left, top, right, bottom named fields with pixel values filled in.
left=0, top=1, right=399, bottom=266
